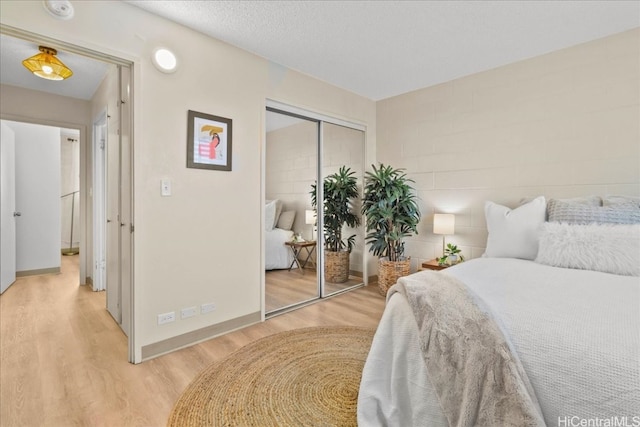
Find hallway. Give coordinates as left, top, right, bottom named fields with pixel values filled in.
left=0, top=255, right=131, bottom=426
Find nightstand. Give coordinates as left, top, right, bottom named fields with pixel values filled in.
left=421, top=259, right=449, bottom=271
left=285, top=240, right=317, bottom=271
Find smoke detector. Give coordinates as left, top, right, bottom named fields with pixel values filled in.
left=43, top=0, right=74, bottom=20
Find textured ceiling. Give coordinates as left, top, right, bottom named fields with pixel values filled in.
left=128, top=0, right=640, bottom=100
left=1, top=1, right=638, bottom=101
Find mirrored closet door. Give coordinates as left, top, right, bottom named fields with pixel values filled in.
left=264, top=105, right=366, bottom=317
left=321, top=122, right=365, bottom=297
left=264, top=109, right=319, bottom=314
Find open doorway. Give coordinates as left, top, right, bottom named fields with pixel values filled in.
left=0, top=29, right=135, bottom=361
left=0, top=120, right=79, bottom=285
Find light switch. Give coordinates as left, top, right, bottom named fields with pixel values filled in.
left=161, top=178, right=171, bottom=196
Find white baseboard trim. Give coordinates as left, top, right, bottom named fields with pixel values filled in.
left=140, top=311, right=261, bottom=361
left=16, top=267, right=60, bottom=277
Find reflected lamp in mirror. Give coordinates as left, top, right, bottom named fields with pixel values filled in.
left=433, top=213, right=455, bottom=256
left=305, top=210, right=317, bottom=241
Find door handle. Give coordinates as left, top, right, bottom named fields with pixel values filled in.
left=13, top=212, right=21, bottom=217
left=120, top=222, right=126, bottom=227
left=107, top=219, right=112, bottom=223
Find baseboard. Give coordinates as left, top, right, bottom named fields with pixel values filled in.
left=368, top=275, right=377, bottom=284
left=16, top=267, right=60, bottom=277
left=349, top=270, right=364, bottom=278
left=60, top=247, right=79, bottom=255
left=141, top=311, right=262, bottom=361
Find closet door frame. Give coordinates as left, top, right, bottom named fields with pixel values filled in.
left=263, top=100, right=367, bottom=318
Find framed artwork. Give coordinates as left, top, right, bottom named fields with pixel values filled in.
left=187, top=110, right=233, bottom=171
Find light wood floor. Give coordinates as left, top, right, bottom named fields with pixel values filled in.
left=265, top=267, right=364, bottom=312
left=0, top=255, right=385, bottom=427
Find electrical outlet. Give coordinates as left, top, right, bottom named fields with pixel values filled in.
left=157, top=311, right=175, bottom=325
left=201, top=302, right=215, bottom=314
left=181, top=306, right=197, bottom=319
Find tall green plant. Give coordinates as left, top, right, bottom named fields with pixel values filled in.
left=310, top=166, right=361, bottom=252
left=361, top=163, right=420, bottom=262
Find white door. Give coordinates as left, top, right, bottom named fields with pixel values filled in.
left=118, top=66, right=133, bottom=337
left=103, top=65, right=133, bottom=339
left=93, top=112, right=107, bottom=291
left=106, top=109, right=121, bottom=324
left=0, top=122, right=17, bottom=293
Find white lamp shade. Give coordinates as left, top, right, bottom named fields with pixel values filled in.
left=305, top=210, right=316, bottom=225
left=433, top=213, right=455, bottom=235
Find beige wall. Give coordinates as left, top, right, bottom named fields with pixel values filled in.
left=0, top=1, right=376, bottom=362
left=377, top=28, right=639, bottom=269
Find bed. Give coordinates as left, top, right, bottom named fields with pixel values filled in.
left=265, top=227, right=296, bottom=270
left=265, top=199, right=297, bottom=270
left=358, top=196, right=640, bottom=426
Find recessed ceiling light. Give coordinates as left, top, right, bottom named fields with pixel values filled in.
left=152, top=48, right=178, bottom=73
left=43, top=0, right=75, bottom=20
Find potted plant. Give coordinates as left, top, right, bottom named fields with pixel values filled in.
left=310, top=166, right=361, bottom=283
left=361, top=163, right=421, bottom=296
left=436, top=243, right=465, bottom=266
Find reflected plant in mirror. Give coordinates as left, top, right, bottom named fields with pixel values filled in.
left=311, top=166, right=361, bottom=283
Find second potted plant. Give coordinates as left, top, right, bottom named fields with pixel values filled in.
left=311, top=166, right=361, bottom=283
left=361, top=163, right=421, bottom=296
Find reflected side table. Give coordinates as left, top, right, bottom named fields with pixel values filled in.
left=285, top=241, right=317, bottom=272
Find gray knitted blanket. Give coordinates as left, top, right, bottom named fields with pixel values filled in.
left=388, top=271, right=545, bottom=427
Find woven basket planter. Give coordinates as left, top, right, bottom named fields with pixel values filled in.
left=325, top=250, right=350, bottom=283
left=377, top=257, right=411, bottom=296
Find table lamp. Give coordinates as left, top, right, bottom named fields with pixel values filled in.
left=305, top=210, right=317, bottom=241
left=433, top=213, right=455, bottom=256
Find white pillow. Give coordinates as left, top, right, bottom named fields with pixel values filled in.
left=276, top=210, right=296, bottom=231
left=535, top=222, right=640, bottom=276
left=483, top=196, right=546, bottom=260
left=274, top=200, right=283, bottom=227
left=265, top=200, right=277, bottom=231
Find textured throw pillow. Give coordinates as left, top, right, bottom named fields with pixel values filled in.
left=602, top=195, right=640, bottom=207
left=265, top=200, right=277, bottom=231
left=535, top=222, right=640, bottom=276
left=276, top=210, right=296, bottom=231
left=548, top=197, right=640, bottom=224
left=483, top=196, right=546, bottom=260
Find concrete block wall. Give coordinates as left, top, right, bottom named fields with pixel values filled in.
left=376, top=28, right=640, bottom=270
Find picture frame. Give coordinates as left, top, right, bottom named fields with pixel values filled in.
left=187, top=110, right=233, bottom=171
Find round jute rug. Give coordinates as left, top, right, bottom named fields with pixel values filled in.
left=167, top=326, right=375, bottom=427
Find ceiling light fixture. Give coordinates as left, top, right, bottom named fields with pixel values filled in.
left=152, top=47, right=178, bottom=73
left=22, top=46, right=73, bottom=81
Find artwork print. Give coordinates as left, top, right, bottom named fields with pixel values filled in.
left=187, top=110, right=233, bottom=171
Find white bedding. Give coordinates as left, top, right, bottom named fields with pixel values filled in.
left=265, top=227, right=296, bottom=270
left=358, top=258, right=640, bottom=426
